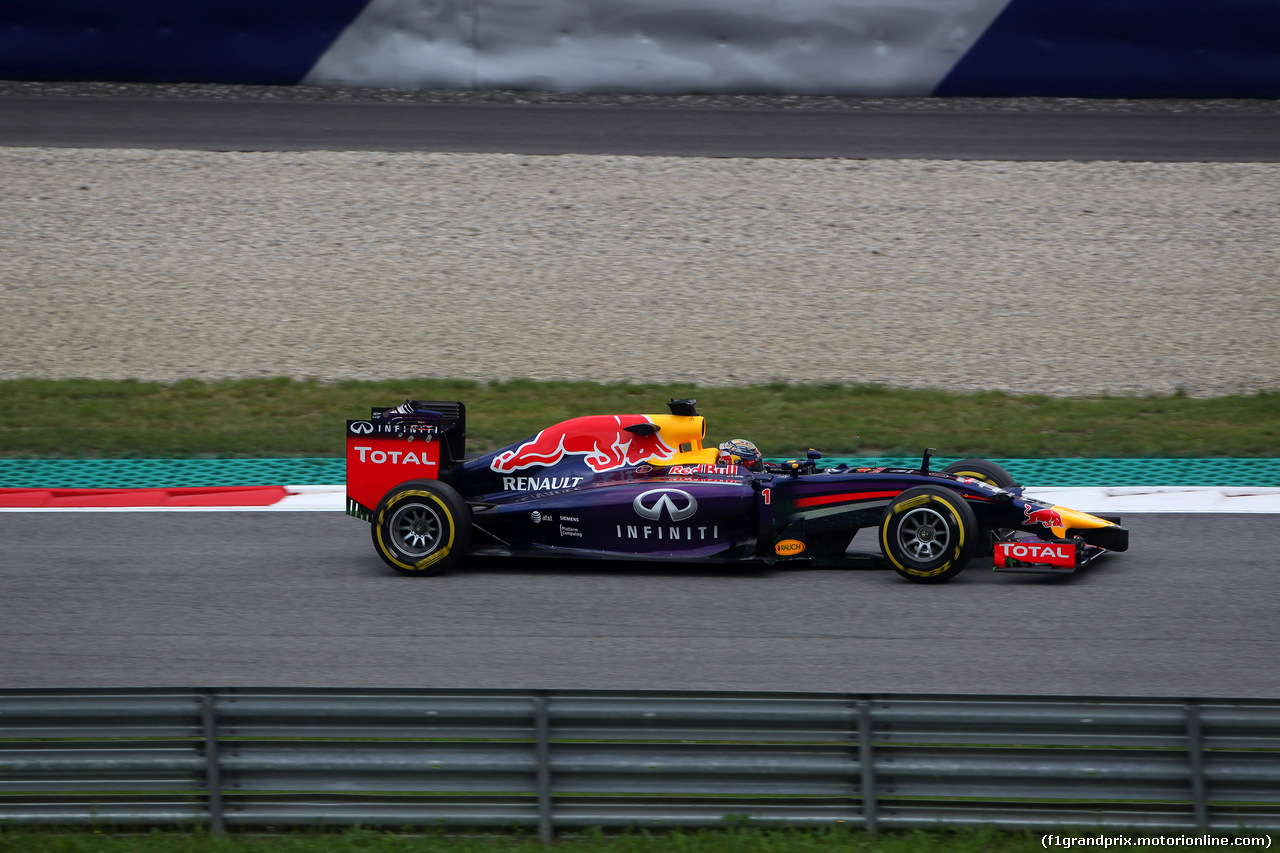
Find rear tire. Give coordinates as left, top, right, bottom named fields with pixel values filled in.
left=879, top=485, right=978, bottom=583
left=371, top=480, right=471, bottom=576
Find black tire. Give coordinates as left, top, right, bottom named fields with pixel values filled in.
left=879, top=485, right=979, bottom=583
left=943, top=458, right=1017, bottom=488
left=943, top=458, right=1018, bottom=557
left=371, top=480, right=471, bottom=576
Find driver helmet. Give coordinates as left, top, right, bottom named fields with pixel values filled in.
left=718, top=438, right=763, bottom=471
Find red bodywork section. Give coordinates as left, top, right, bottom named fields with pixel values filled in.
left=994, top=541, right=1077, bottom=569
left=490, top=415, right=676, bottom=474
left=346, top=434, right=440, bottom=514
left=794, top=490, right=902, bottom=508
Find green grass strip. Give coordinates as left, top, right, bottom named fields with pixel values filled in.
left=2, top=378, right=1279, bottom=459
left=1, top=826, right=1268, bottom=853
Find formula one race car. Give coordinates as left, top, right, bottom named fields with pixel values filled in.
left=345, top=399, right=1128, bottom=583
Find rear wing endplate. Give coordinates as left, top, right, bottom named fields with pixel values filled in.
left=345, top=401, right=467, bottom=519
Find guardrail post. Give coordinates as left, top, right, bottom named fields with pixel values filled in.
left=201, top=692, right=225, bottom=836
left=534, top=693, right=553, bottom=845
left=857, top=700, right=878, bottom=835
left=1185, top=702, right=1208, bottom=833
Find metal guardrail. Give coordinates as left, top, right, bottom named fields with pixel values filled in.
left=1, top=689, right=1278, bottom=835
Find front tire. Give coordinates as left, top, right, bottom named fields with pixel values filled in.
left=371, top=480, right=471, bottom=576
left=879, top=485, right=978, bottom=583
left=943, top=458, right=1018, bottom=556
left=942, top=458, right=1017, bottom=488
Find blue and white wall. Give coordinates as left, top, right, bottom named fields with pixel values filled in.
left=2, top=0, right=1278, bottom=98
left=0, top=0, right=368, bottom=86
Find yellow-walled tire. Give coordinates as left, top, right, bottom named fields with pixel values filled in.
left=371, top=480, right=471, bottom=577
left=879, top=485, right=978, bottom=584
left=942, top=458, right=1018, bottom=557
left=942, top=458, right=1017, bottom=489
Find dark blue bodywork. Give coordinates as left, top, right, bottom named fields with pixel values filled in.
left=447, top=449, right=1102, bottom=565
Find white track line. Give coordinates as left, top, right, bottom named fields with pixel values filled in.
left=1026, top=486, right=1280, bottom=514
left=0, top=485, right=342, bottom=513
left=2, top=485, right=1280, bottom=513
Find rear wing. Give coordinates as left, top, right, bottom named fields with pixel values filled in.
left=345, top=401, right=466, bottom=519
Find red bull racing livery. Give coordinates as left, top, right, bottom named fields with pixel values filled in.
left=346, top=399, right=1128, bottom=583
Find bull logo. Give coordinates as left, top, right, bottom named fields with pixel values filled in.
left=491, top=415, right=677, bottom=474
left=1023, top=506, right=1065, bottom=529
left=633, top=488, right=698, bottom=522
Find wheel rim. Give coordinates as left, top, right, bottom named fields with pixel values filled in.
left=897, top=506, right=951, bottom=562
left=388, top=502, right=445, bottom=558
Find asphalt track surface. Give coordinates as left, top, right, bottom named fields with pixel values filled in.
left=3, top=97, right=1280, bottom=160
left=2, top=512, right=1276, bottom=696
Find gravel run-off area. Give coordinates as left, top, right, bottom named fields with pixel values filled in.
left=2, top=145, right=1277, bottom=397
